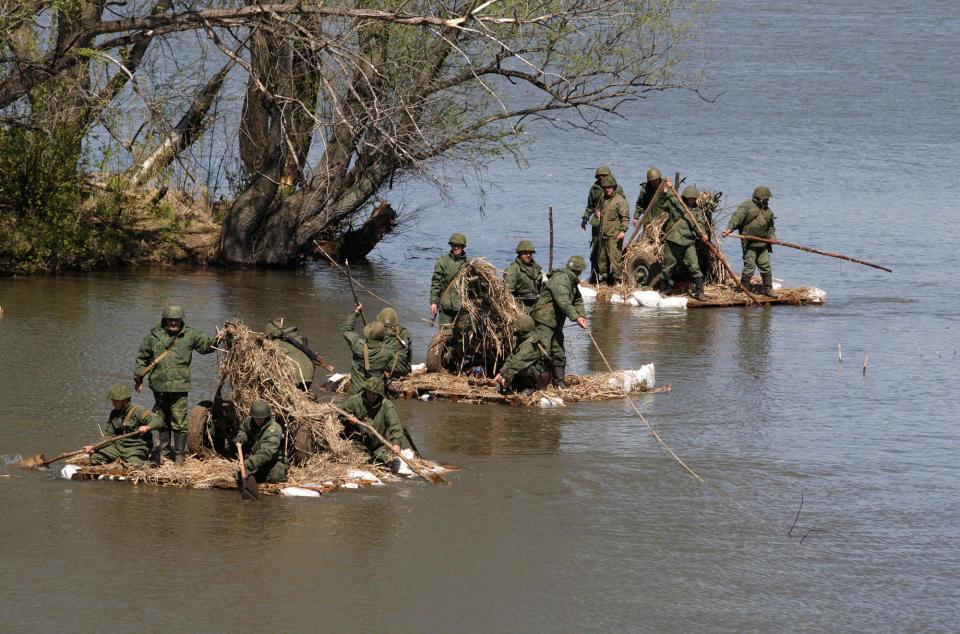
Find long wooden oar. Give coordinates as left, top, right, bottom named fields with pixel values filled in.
left=671, top=186, right=761, bottom=304
left=236, top=441, right=260, bottom=501
left=726, top=234, right=892, bottom=272
left=330, top=404, right=447, bottom=484
left=15, top=430, right=141, bottom=469
left=625, top=182, right=666, bottom=248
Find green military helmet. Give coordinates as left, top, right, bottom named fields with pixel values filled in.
left=646, top=168, right=661, bottom=182
left=363, top=320, right=386, bottom=341
left=595, top=166, right=612, bottom=178
left=107, top=383, right=131, bottom=401
left=448, top=233, right=467, bottom=247
left=682, top=185, right=699, bottom=199
left=161, top=302, right=184, bottom=319
left=753, top=185, right=772, bottom=200
left=600, top=175, right=617, bottom=188
left=513, top=314, right=535, bottom=333
left=377, top=307, right=398, bottom=327
left=566, top=255, right=587, bottom=273
left=362, top=375, right=386, bottom=396
left=515, top=240, right=536, bottom=254
left=250, top=400, right=271, bottom=419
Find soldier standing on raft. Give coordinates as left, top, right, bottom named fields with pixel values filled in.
left=723, top=186, right=777, bottom=297
left=592, top=175, right=630, bottom=285
left=660, top=185, right=709, bottom=301
left=504, top=240, right=543, bottom=310
left=531, top=255, right=589, bottom=388
left=342, top=302, right=396, bottom=394
left=378, top=307, right=413, bottom=379
left=582, top=167, right=625, bottom=284
left=633, top=168, right=674, bottom=228
left=430, top=233, right=469, bottom=327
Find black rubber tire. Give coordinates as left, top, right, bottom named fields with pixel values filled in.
left=292, top=426, right=314, bottom=465
left=186, top=401, right=213, bottom=455
left=626, top=252, right=662, bottom=288
left=426, top=329, right=453, bottom=373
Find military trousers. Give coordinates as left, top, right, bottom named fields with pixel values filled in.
left=152, top=391, right=189, bottom=434
left=741, top=244, right=772, bottom=279
left=535, top=322, right=566, bottom=368
left=90, top=442, right=150, bottom=468
left=595, top=236, right=623, bottom=283
left=662, top=241, right=703, bottom=280
left=437, top=307, right=468, bottom=328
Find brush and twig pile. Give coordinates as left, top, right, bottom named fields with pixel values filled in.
left=449, top=258, right=524, bottom=374
left=704, top=281, right=816, bottom=304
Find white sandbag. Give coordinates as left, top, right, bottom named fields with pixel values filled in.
left=410, top=362, right=427, bottom=372
left=419, top=393, right=432, bottom=401
left=626, top=296, right=640, bottom=306
left=807, top=287, right=827, bottom=303
left=772, top=282, right=783, bottom=290
left=342, top=482, right=360, bottom=489
left=347, top=469, right=381, bottom=484
left=607, top=363, right=656, bottom=392
left=60, top=464, right=81, bottom=479
left=538, top=395, right=565, bottom=407
left=632, top=290, right=662, bottom=307
left=657, top=295, right=688, bottom=308
left=327, top=373, right=345, bottom=383
left=578, top=284, right=598, bottom=298
left=610, top=293, right=626, bottom=304
left=395, top=449, right=414, bottom=476
left=633, top=363, right=656, bottom=389
left=280, top=487, right=321, bottom=498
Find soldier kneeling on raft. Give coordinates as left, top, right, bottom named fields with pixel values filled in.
left=494, top=315, right=551, bottom=395
left=84, top=383, right=163, bottom=468
left=233, top=400, right=289, bottom=484
left=338, top=376, right=407, bottom=474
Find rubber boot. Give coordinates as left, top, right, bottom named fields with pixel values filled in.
left=761, top=273, right=777, bottom=297
left=692, top=276, right=707, bottom=301
left=552, top=365, right=567, bottom=388
left=154, top=430, right=171, bottom=466
left=172, top=432, right=187, bottom=465
left=658, top=277, right=672, bottom=294
left=738, top=274, right=752, bottom=293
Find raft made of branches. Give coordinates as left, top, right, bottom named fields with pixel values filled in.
left=580, top=280, right=825, bottom=307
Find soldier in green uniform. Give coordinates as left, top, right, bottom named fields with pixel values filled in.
left=84, top=383, right=163, bottom=468
left=233, top=400, right=288, bottom=484
left=378, top=307, right=413, bottom=379
left=503, top=240, right=543, bottom=309
left=592, top=175, right=630, bottom=284
left=265, top=320, right=315, bottom=390
left=430, top=233, right=469, bottom=327
left=133, top=302, right=221, bottom=465
left=633, top=168, right=675, bottom=228
left=723, top=186, right=777, bottom=297
left=661, top=185, right=709, bottom=300
left=343, top=302, right=396, bottom=394
left=338, top=376, right=405, bottom=471
left=493, top=315, right=550, bottom=394
left=582, top=167, right=625, bottom=284
left=531, top=255, right=589, bottom=387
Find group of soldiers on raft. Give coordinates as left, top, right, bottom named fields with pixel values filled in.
left=582, top=166, right=778, bottom=299
left=82, top=171, right=777, bottom=486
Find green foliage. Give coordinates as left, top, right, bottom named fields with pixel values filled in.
left=0, top=125, right=139, bottom=275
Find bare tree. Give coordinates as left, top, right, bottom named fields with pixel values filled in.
left=0, top=1, right=709, bottom=268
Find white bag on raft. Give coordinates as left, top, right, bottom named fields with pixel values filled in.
left=606, top=363, right=656, bottom=393
left=632, top=290, right=662, bottom=307
left=626, top=296, right=640, bottom=306
left=807, top=287, right=827, bottom=303
left=280, top=487, right=321, bottom=498
left=538, top=395, right=565, bottom=407
left=410, top=362, right=427, bottom=373
left=60, top=464, right=81, bottom=479
left=609, top=293, right=626, bottom=304
left=657, top=296, right=688, bottom=308
left=347, top=469, right=382, bottom=485
left=578, top=284, right=598, bottom=298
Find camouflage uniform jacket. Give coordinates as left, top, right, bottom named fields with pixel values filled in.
left=133, top=321, right=216, bottom=393
left=342, top=313, right=397, bottom=393
left=499, top=330, right=549, bottom=384
left=384, top=323, right=413, bottom=377
left=235, top=415, right=286, bottom=473
left=728, top=198, right=776, bottom=247
left=504, top=257, right=543, bottom=301
left=339, top=394, right=404, bottom=463
left=531, top=268, right=586, bottom=329
left=105, top=402, right=162, bottom=455
left=265, top=324, right=314, bottom=386
left=582, top=183, right=626, bottom=228
left=663, top=194, right=706, bottom=246
left=634, top=181, right=673, bottom=224
left=597, top=193, right=630, bottom=239
left=430, top=251, right=468, bottom=314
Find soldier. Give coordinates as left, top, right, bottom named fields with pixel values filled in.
left=493, top=315, right=550, bottom=394
left=722, top=186, right=777, bottom=297
left=504, top=240, right=543, bottom=309
left=661, top=185, right=709, bottom=301
left=581, top=167, right=625, bottom=283
left=84, top=383, right=163, bottom=468
left=633, top=168, right=674, bottom=228
left=265, top=320, right=315, bottom=390
left=338, top=376, right=406, bottom=471
left=593, top=175, right=630, bottom=285
left=531, top=255, right=589, bottom=387
left=343, top=302, right=396, bottom=394
left=378, top=307, right=413, bottom=379
left=233, top=400, right=288, bottom=484
left=133, top=302, right=221, bottom=465
left=430, top=233, right=468, bottom=326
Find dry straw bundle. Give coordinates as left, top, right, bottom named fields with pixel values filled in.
left=450, top=258, right=524, bottom=373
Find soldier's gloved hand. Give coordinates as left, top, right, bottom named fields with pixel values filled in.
left=581, top=221, right=587, bottom=230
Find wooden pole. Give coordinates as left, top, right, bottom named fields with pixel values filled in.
left=625, top=181, right=665, bottom=248
left=16, top=430, right=141, bottom=469
left=344, top=259, right=366, bottom=326
left=671, top=186, right=761, bottom=304
left=548, top=205, right=554, bottom=271
left=725, top=234, right=892, bottom=272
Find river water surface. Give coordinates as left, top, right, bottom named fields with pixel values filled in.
left=2, top=1, right=958, bottom=631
